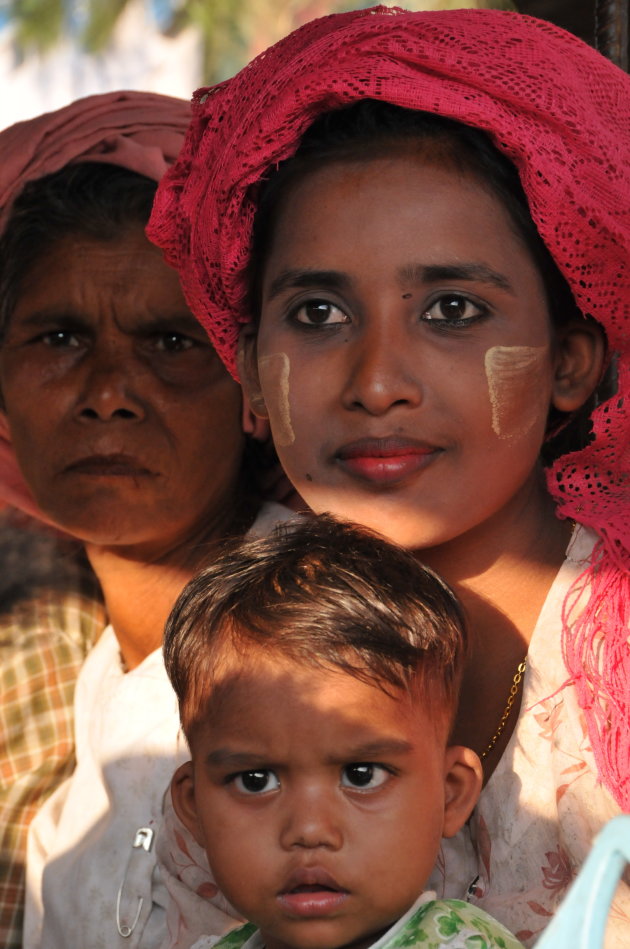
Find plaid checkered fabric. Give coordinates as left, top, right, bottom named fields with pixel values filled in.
left=0, top=516, right=105, bottom=949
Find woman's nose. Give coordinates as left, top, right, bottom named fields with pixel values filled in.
left=341, top=318, right=423, bottom=416
left=279, top=787, right=343, bottom=851
left=75, top=348, right=146, bottom=423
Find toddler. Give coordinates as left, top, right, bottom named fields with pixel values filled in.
left=164, top=514, right=523, bottom=949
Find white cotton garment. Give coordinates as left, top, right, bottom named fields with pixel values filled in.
left=24, top=502, right=294, bottom=949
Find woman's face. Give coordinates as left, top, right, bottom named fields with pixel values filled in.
left=0, top=224, right=244, bottom=555
left=243, top=150, right=569, bottom=551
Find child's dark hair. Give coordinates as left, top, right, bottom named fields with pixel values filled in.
left=164, top=513, right=467, bottom=739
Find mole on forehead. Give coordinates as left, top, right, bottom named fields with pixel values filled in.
left=484, top=345, right=549, bottom=441
left=258, top=352, right=295, bottom=447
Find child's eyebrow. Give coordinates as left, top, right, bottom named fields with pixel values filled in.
left=204, top=739, right=415, bottom=769
left=398, top=262, right=514, bottom=294
left=266, top=268, right=351, bottom=300
left=334, top=738, right=414, bottom=761
left=205, top=749, right=268, bottom=768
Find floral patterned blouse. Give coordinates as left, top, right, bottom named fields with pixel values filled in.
left=189, top=892, right=524, bottom=949
left=427, top=526, right=630, bottom=947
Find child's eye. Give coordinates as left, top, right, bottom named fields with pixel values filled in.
left=340, top=763, right=390, bottom=790
left=291, top=299, right=349, bottom=326
left=232, top=769, right=280, bottom=794
left=421, top=294, right=487, bottom=325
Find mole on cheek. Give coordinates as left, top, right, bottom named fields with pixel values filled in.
left=484, top=345, right=550, bottom=440
left=258, top=353, right=295, bottom=447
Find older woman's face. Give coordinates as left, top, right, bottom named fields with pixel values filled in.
left=0, top=224, right=244, bottom=555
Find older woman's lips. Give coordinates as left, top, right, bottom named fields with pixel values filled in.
left=277, top=867, right=349, bottom=917
left=336, top=437, right=440, bottom=485
left=64, top=454, right=155, bottom=477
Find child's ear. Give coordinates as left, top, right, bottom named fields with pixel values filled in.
left=237, top=325, right=270, bottom=421
left=171, top=761, right=206, bottom=849
left=441, top=746, right=483, bottom=838
left=551, top=320, right=606, bottom=414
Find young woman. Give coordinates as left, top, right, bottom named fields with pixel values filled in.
left=149, top=8, right=629, bottom=947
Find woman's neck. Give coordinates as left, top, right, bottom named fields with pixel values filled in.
left=85, top=503, right=256, bottom=670
left=85, top=549, right=194, bottom=669
left=418, top=481, right=574, bottom=775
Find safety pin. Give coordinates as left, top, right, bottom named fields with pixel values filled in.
left=115, top=826, right=154, bottom=938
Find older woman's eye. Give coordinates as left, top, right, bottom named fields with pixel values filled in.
left=292, top=300, right=349, bottom=326
left=422, top=294, right=487, bottom=324
left=153, top=333, right=195, bottom=352
left=40, top=330, right=81, bottom=347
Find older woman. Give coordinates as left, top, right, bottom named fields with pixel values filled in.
left=0, top=92, right=288, bottom=949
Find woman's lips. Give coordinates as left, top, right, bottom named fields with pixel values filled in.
left=277, top=867, right=349, bottom=917
left=64, top=454, right=155, bottom=477
left=336, top=437, right=440, bottom=486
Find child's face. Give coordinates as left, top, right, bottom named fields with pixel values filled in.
left=173, top=654, right=480, bottom=949
left=241, top=151, right=579, bottom=551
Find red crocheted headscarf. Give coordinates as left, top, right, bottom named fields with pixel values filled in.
left=148, top=7, right=630, bottom=809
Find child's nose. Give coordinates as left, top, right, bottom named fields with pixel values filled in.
left=280, top=787, right=343, bottom=851
left=341, top=317, right=423, bottom=416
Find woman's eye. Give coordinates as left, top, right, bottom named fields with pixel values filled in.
left=39, top=330, right=81, bottom=348
left=341, top=763, right=390, bottom=790
left=422, top=294, right=487, bottom=324
left=233, top=769, right=280, bottom=794
left=292, top=300, right=349, bottom=326
left=153, top=333, right=195, bottom=352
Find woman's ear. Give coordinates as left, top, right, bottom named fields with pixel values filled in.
left=551, top=320, right=606, bottom=414
left=241, top=393, right=270, bottom=441
left=442, top=746, right=483, bottom=838
left=171, top=761, right=206, bottom=849
left=237, top=325, right=269, bottom=421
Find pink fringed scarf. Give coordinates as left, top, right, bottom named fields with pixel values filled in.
left=147, top=7, right=630, bottom=810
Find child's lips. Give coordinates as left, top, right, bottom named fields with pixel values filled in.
left=277, top=867, right=350, bottom=917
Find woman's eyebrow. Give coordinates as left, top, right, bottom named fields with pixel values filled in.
left=266, top=268, right=351, bottom=300
left=398, top=262, right=515, bottom=294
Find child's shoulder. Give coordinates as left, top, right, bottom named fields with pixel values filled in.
left=389, top=898, right=525, bottom=949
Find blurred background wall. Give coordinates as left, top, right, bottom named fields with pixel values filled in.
left=0, top=0, right=600, bottom=130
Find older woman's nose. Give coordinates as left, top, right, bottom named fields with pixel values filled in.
left=75, top=349, right=146, bottom=422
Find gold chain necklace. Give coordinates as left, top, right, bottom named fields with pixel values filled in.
left=480, top=657, right=528, bottom=760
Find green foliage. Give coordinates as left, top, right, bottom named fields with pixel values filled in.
left=8, top=0, right=66, bottom=53
left=4, top=0, right=517, bottom=76
left=82, top=0, right=131, bottom=52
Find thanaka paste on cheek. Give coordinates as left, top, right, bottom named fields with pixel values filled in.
left=258, top=353, right=295, bottom=446
left=484, top=345, right=549, bottom=440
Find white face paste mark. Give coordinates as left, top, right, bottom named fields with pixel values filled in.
left=484, top=345, right=550, bottom=440
left=258, top=352, right=295, bottom=447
